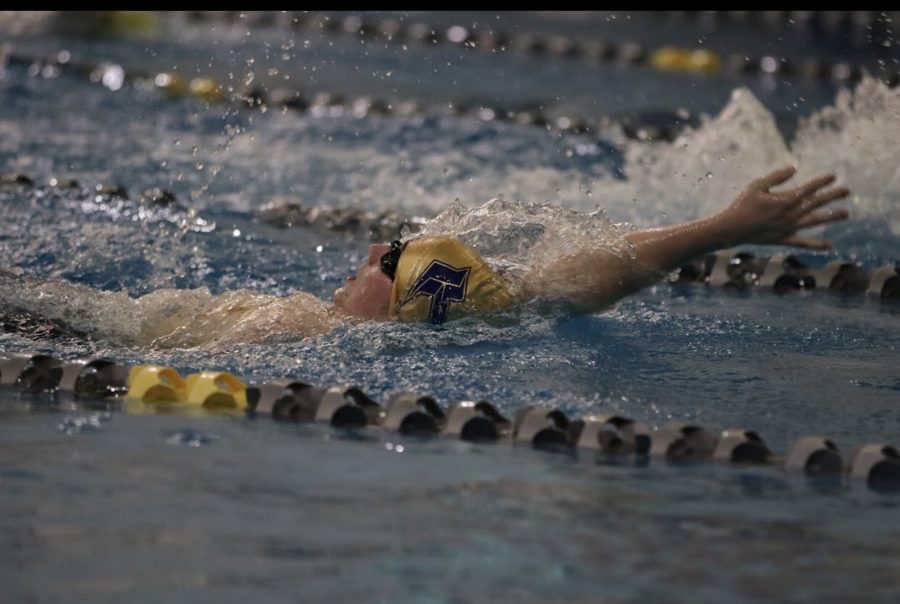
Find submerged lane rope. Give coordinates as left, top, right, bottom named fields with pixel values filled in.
left=0, top=173, right=423, bottom=242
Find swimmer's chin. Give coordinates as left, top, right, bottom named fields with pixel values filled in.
left=330, top=286, right=353, bottom=317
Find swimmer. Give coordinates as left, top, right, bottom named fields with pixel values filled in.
left=0, top=166, right=849, bottom=350
left=331, top=166, right=849, bottom=319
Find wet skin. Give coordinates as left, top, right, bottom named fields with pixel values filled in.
left=332, top=243, right=394, bottom=320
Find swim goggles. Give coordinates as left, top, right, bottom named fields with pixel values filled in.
left=379, top=240, right=407, bottom=280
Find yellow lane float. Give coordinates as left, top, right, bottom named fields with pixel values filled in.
left=126, top=365, right=186, bottom=404
left=182, top=371, right=249, bottom=411
left=649, top=46, right=722, bottom=74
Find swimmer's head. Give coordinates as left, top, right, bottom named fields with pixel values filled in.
left=332, top=243, right=396, bottom=320
left=389, top=236, right=512, bottom=323
left=333, top=236, right=511, bottom=323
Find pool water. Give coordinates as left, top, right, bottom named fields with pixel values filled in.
left=2, top=11, right=900, bottom=603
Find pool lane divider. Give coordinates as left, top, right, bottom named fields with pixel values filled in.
left=676, top=251, right=900, bottom=300
left=0, top=45, right=696, bottom=143
left=5, top=40, right=898, bottom=144
left=1, top=351, right=898, bottom=491
left=0, top=171, right=425, bottom=243
left=177, top=11, right=897, bottom=86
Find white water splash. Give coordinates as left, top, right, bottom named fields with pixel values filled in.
left=419, top=77, right=900, bottom=259
left=419, top=196, right=633, bottom=278
left=593, top=86, right=794, bottom=225
left=792, top=77, right=900, bottom=235
left=589, top=76, right=900, bottom=235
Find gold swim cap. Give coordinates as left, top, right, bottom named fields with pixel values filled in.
left=389, top=236, right=512, bottom=323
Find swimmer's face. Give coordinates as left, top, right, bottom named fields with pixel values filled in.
left=332, top=243, right=394, bottom=320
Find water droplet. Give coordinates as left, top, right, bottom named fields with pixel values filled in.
left=58, top=412, right=111, bottom=435
left=447, top=25, right=468, bottom=43
left=165, top=430, right=219, bottom=447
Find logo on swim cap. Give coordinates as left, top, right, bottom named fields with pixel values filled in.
left=390, top=236, right=512, bottom=323
left=400, top=260, right=471, bottom=324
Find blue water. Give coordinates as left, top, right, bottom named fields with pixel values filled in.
left=2, top=11, right=900, bottom=603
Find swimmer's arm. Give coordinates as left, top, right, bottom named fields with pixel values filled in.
left=197, top=292, right=343, bottom=351
left=626, top=166, right=850, bottom=273
left=521, top=167, right=850, bottom=312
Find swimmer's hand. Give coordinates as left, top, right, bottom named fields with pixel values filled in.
left=714, top=166, right=850, bottom=251
left=522, top=166, right=850, bottom=315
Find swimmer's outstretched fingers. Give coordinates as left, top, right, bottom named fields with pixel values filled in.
left=782, top=172, right=850, bottom=250
left=749, top=165, right=800, bottom=191
left=779, top=173, right=849, bottom=218
left=716, top=165, right=850, bottom=252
